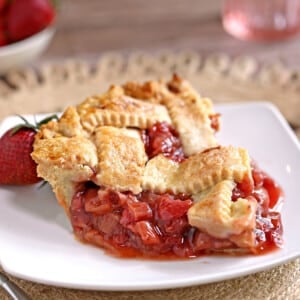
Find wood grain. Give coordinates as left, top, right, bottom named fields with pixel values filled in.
left=42, top=0, right=300, bottom=68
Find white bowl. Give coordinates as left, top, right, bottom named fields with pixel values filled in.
left=0, top=27, right=55, bottom=74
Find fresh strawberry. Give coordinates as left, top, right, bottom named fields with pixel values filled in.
left=0, top=115, right=57, bottom=185
left=0, top=127, right=39, bottom=184
left=7, top=0, right=55, bottom=42
left=0, top=0, right=7, bottom=13
left=0, top=16, right=7, bottom=46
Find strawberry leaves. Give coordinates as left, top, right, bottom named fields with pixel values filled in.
left=10, top=114, right=58, bottom=135
left=0, top=114, right=57, bottom=185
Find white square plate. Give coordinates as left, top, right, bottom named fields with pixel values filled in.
left=0, top=102, right=299, bottom=291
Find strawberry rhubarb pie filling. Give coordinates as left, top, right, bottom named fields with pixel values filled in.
left=32, top=75, right=284, bottom=259
left=70, top=122, right=283, bottom=258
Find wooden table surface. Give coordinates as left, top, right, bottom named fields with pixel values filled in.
left=42, top=0, right=300, bottom=68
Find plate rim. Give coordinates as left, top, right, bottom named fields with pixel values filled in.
left=0, top=101, right=299, bottom=291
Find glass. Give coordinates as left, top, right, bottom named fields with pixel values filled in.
left=222, top=0, right=300, bottom=41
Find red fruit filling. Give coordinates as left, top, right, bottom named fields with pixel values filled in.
left=232, top=162, right=283, bottom=253
left=70, top=122, right=283, bottom=258
left=142, top=121, right=186, bottom=162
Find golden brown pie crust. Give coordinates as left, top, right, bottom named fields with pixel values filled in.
left=32, top=75, right=256, bottom=248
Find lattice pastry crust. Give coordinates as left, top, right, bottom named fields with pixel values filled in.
left=142, top=146, right=251, bottom=194
left=32, top=75, right=256, bottom=248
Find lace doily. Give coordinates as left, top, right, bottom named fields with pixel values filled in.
left=0, top=51, right=300, bottom=131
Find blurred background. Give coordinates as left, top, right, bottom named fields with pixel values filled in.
left=42, top=0, right=300, bottom=67
left=1, top=0, right=300, bottom=71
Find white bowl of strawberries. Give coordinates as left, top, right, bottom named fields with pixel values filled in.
left=0, top=0, right=56, bottom=73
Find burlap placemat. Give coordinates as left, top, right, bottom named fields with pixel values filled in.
left=0, top=51, right=299, bottom=300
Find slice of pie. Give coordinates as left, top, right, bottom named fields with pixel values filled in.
left=31, top=75, right=283, bottom=258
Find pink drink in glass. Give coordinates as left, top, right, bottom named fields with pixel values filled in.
left=222, top=0, right=300, bottom=41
